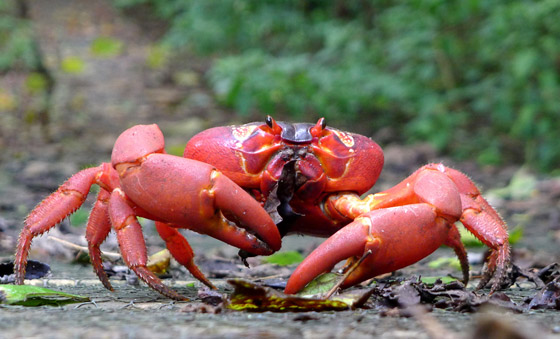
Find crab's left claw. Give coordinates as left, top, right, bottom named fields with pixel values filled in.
left=284, top=204, right=453, bottom=294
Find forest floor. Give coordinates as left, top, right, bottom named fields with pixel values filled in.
left=1, top=0, right=560, bottom=338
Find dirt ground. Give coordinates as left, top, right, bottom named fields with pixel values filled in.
left=2, top=166, right=560, bottom=339
left=1, top=0, right=560, bottom=338
left=0, top=259, right=559, bottom=339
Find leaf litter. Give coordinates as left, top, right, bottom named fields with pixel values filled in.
left=223, top=261, right=560, bottom=315
left=4, top=234, right=560, bottom=315
left=0, top=285, right=89, bottom=306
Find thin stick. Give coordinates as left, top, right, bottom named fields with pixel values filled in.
left=324, top=249, right=372, bottom=299
left=48, top=235, right=121, bottom=260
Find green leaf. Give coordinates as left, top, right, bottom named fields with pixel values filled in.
left=25, top=72, right=48, bottom=93
left=262, top=251, right=303, bottom=266
left=419, top=276, right=458, bottom=285
left=0, top=285, right=89, bottom=306
left=460, top=224, right=523, bottom=247
left=61, top=57, right=85, bottom=74
left=90, top=36, right=124, bottom=57
left=146, top=45, right=170, bottom=69
left=427, top=257, right=461, bottom=271
left=508, top=226, right=523, bottom=245
left=70, top=208, right=90, bottom=227
left=459, top=225, right=484, bottom=247
left=297, top=273, right=341, bottom=297
left=512, top=49, right=537, bottom=80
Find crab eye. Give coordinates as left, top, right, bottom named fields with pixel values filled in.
left=320, top=118, right=327, bottom=130
left=310, top=117, right=327, bottom=137
left=266, top=116, right=274, bottom=128
left=264, top=116, right=282, bottom=135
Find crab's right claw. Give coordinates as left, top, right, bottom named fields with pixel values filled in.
left=284, top=217, right=374, bottom=295
left=284, top=204, right=451, bottom=294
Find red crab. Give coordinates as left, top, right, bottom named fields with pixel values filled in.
left=14, top=117, right=510, bottom=300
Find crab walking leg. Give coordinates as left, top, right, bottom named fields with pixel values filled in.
left=444, top=224, right=469, bottom=285
left=14, top=165, right=107, bottom=284
left=285, top=204, right=450, bottom=294
left=85, top=189, right=114, bottom=291
left=444, top=167, right=510, bottom=291
left=155, top=221, right=215, bottom=289
left=109, top=189, right=185, bottom=301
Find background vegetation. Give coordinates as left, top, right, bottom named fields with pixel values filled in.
left=0, top=0, right=52, bottom=142
left=3, top=0, right=560, bottom=172
left=0, top=1, right=38, bottom=72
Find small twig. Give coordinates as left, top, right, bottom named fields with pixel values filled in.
left=120, top=301, right=140, bottom=309
left=324, top=250, right=372, bottom=300
left=74, top=300, right=99, bottom=309
left=158, top=301, right=177, bottom=310
left=47, top=236, right=121, bottom=260
left=254, top=274, right=288, bottom=281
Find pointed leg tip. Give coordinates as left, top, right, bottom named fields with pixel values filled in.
left=283, top=284, right=300, bottom=295
left=102, top=280, right=115, bottom=292
left=168, top=290, right=189, bottom=301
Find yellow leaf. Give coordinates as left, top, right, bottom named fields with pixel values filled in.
left=147, top=249, right=171, bottom=275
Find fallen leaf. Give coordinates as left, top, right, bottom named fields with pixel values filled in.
left=198, top=287, right=224, bottom=306
left=297, top=273, right=341, bottom=297
left=330, top=288, right=377, bottom=309
left=226, top=279, right=350, bottom=312
left=147, top=249, right=171, bottom=275
left=372, top=277, right=523, bottom=314
left=262, top=251, right=304, bottom=266
left=536, top=263, right=560, bottom=284
left=460, top=225, right=523, bottom=247
left=525, top=278, right=560, bottom=310
left=61, top=57, right=85, bottom=74
left=0, top=285, right=89, bottom=306
left=90, top=36, right=124, bottom=57
left=419, top=276, right=458, bottom=285
left=427, top=257, right=461, bottom=271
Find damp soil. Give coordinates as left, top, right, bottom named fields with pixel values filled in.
left=1, top=261, right=559, bottom=339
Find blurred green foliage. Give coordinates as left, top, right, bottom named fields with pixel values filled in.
left=112, top=0, right=560, bottom=171
left=262, top=251, right=304, bottom=266
left=24, top=72, right=48, bottom=93
left=61, top=56, right=86, bottom=74
left=90, top=36, right=124, bottom=58
left=3, top=0, right=557, bottom=171
left=146, top=45, right=171, bottom=69
left=0, top=0, right=39, bottom=71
